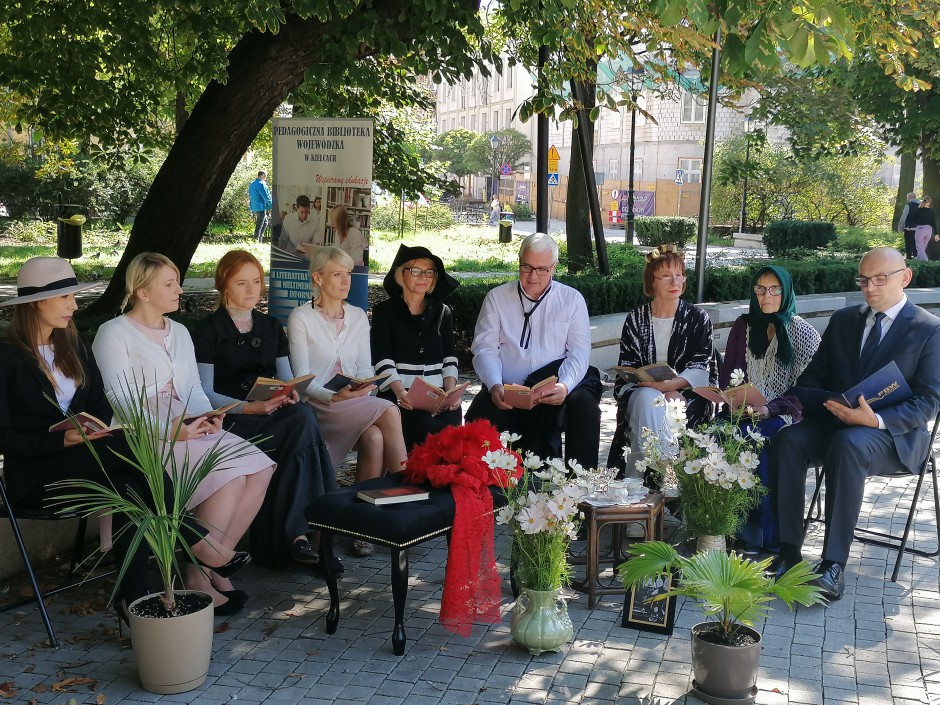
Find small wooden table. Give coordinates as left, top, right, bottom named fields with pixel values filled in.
left=568, top=493, right=665, bottom=608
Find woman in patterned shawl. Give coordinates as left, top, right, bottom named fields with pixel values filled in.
left=607, top=244, right=717, bottom=477
left=719, top=265, right=821, bottom=552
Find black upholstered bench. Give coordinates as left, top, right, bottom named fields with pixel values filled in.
left=309, top=475, right=506, bottom=655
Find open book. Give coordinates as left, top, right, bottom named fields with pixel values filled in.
left=614, top=363, right=678, bottom=384
left=404, top=378, right=469, bottom=416
left=693, top=383, right=768, bottom=411
left=182, top=401, right=240, bottom=425
left=49, top=412, right=122, bottom=435
left=503, top=375, right=558, bottom=411
left=323, top=372, right=390, bottom=393
left=246, top=373, right=316, bottom=402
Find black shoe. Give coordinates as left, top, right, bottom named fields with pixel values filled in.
left=312, top=553, right=345, bottom=578
left=194, top=551, right=252, bottom=578
left=213, top=598, right=245, bottom=617
left=219, top=589, right=249, bottom=604
left=290, top=539, right=319, bottom=565
left=812, top=561, right=845, bottom=601
left=767, top=555, right=799, bottom=581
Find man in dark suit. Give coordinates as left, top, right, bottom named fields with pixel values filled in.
left=770, top=247, right=940, bottom=599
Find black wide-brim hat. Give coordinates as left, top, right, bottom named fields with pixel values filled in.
left=382, top=244, right=459, bottom=302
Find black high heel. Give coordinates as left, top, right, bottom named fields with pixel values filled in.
left=192, top=551, right=252, bottom=578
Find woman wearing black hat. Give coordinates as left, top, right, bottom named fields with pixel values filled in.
left=371, top=245, right=463, bottom=449
left=0, top=257, right=245, bottom=619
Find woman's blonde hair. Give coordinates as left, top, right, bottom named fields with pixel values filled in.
left=394, top=258, right=438, bottom=295
left=121, top=252, right=180, bottom=312
left=308, top=246, right=354, bottom=299
left=214, top=250, right=266, bottom=309
left=330, top=205, right=351, bottom=239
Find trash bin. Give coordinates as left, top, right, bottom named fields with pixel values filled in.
left=498, top=219, right=513, bottom=243
left=56, top=204, right=85, bottom=260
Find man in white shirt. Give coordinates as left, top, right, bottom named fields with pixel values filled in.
left=466, top=232, right=602, bottom=469
left=280, top=195, right=320, bottom=252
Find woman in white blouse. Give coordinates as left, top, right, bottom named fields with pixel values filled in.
left=93, top=253, right=274, bottom=614
left=287, top=247, right=406, bottom=557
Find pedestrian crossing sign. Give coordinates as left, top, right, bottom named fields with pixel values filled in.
left=547, top=173, right=559, bottom=186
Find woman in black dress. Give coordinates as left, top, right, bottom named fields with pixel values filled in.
left=192, top=250, right=339, bottom=574
left=371, top=244, right=462, bottom=450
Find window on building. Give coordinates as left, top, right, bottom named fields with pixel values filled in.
left=493, top=111, right=499, bottom=131
left=470, top=114, right=476, bottom=131
left=481, top=113, right=488, bottom=132
left=451, top=118, right=456, bottom=131
left=608, top=159, right=619, bottom=180
left=495, top=62, right=501, bottom=92
left=460, top=116, right=465, bottom=128
left=505, top=108, right=512, bottom=129
left=600, top=108, right=621, bottom=143
left=507, top=63, right=513, bottom=89
left=460, top=84, right=466, bottom=109
left=680, top=89, right=706, bottom=123
left=679, top=158, right=703, bottom=183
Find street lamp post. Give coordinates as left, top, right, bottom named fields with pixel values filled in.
left=489, top=133, right=502, bottom=201
left=739, top=115, right=756, bottom=234
left=626, top=65, right=645, bottom=245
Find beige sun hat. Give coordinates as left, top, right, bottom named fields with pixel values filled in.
left=0, top=257, right=98, bottom=306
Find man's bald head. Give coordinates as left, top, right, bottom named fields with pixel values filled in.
left=858, top=247, right=911, bottom=312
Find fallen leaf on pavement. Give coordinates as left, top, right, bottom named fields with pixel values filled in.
left=288, top=674, right=304, bottom=679
left=0, top=682, right=16, bottom=699
left=51, top=677, right=96, bottom=693
left=96, top=693, right=106, bottom=704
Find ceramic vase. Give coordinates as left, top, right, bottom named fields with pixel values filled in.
left=510, top=587, right=573, bottom=655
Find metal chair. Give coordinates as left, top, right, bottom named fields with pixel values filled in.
left=0, top=465, right=115, bottom=647
left=802, top=411, right=940, bottom=582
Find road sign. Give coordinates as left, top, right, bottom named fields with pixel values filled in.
left=675, top=168, right=685, bottom=182
left=547, top=173, right=559, bottom=186
left=499, top=163, right=512, bottom=176
left=548, top=145, right=560, bottom=173
left=611, top=189, right=620, bottom=199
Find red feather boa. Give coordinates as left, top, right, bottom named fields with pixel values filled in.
left=402, top=420, right=522, bottom=635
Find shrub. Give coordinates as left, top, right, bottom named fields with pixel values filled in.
left=0, top=218, right=56, bottom=244
left=370, top=199, right=455, bottom=232
left=830, top=227, right=903, bottom=254
left=511, top=202, right=533, bottom=221
left=634, top=216, right=697, bottom=247
left=213, top=161, right=260, bottom=232
left=763, top=220, right=837, bottom=257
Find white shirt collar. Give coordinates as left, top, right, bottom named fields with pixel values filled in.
left=871, top=295, right=907, bottom=323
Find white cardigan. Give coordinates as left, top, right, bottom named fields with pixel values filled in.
left=92, top=315, right=214, bottom=422
left=287, top=301, right=374, bottom=403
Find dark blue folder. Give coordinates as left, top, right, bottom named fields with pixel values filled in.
left=794, top=361, right=913, bottom=413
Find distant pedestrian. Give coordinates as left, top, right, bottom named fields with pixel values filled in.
left=489, top=196, right=500, bottom=226
left=248, top=171, right=273, bottom=243
left=897, top=191, right=920, bottom=259
left=910, top=196, right=935, bottom=261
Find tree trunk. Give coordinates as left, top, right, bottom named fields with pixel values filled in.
left=565, top=79, right=596, bottom=273
left=923, top=153, right=940, bottom=209
left=893, top=152, right=916, bottom=229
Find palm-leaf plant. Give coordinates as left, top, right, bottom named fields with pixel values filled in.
left=49, top=376, right=258, bottom=614
left=618, top=541, right=825, bottom=644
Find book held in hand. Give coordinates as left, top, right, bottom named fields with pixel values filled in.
left=357, top=485, right=431, bottom=505
left=49, top=412, right=121, bottom=435
left=183, top=401, right=241, bottom=425
left=693, top=383, right=768, bottom=411
left=404, top=378, right=470, bottom=416
left=830, top=361, right=913, bottom=411
left=246, top=373, right=316, bottom=402
left=323, top=372, right=390, bottom=393
left=503, top=375, right=558, bottom=411
left=614, top=363, right=678, bottom=384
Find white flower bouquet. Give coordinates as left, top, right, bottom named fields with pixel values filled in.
left=636, top=370, right=766, bottom=538
left=490, top=433, right=592, bottom=591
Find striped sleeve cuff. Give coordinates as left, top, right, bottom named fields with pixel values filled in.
left=374, top=358, right=401, bottom=389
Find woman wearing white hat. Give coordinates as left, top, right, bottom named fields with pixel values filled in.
left=0, top=257, right=249, bottom=619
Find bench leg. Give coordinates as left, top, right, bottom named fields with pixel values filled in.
left=319, top=530, right=340, bottom=635
left=390, top=547, right=409, bottom=655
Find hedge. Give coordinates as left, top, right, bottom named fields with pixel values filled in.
left=634, top=216, right=697, bottom=247
left=763, top=220, right=837, bottom=257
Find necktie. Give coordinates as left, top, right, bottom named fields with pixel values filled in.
left=860, top=311, right=885, bottom=360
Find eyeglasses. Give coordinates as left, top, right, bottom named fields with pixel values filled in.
left=753, top=285, right=783, bottom=296
left=404, top=267, right=437, bottom=279
left=854, top=268, right=906, bottom=288
left=519, top=264, right=553, bottom=277
left=653, top=274, right=687, bottom=284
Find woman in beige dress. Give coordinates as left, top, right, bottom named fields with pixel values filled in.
left=93, top=253, right=274, bottom=614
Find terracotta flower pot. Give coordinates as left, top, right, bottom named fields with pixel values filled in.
left=128, top=590, right=214, bottom=694
left=690, top=622, right=761, bottom=705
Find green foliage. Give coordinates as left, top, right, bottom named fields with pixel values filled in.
left=618, top=542, right=825, bottom=643
left=634, top=216, right=697, bottom=248
left=0, top=219, right=56, bottom=243
left=510, top=202, right=532, bottom=221
left=434, top=129, right=479, bottom=179
left=370, top=199, right=455, bottom=233
left=831, top=227, right=902, bottom=253
left=213, top=161, right=265, bottom=231
left=764, top=220, right=837, bottom=256
left=464, top=129, right=533, bottom=181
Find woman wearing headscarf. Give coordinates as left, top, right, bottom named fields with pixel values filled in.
left=720, top=265, right=821, bottom=552
left=371, top=244, right=462, bottom=450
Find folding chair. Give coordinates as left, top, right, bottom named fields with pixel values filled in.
left=802, top=411, right=940, bottom=582
left=0, top=465, right=115, bottom=647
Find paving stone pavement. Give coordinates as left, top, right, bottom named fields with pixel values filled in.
left=1, top=388, right=939, bottom=705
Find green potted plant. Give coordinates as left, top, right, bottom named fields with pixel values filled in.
left=619, top=541, right=824, bottom=704
left=51, top=380, right=255, bottom=694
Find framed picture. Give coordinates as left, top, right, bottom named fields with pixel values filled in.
left=621, top=570, right=677, bottom=635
